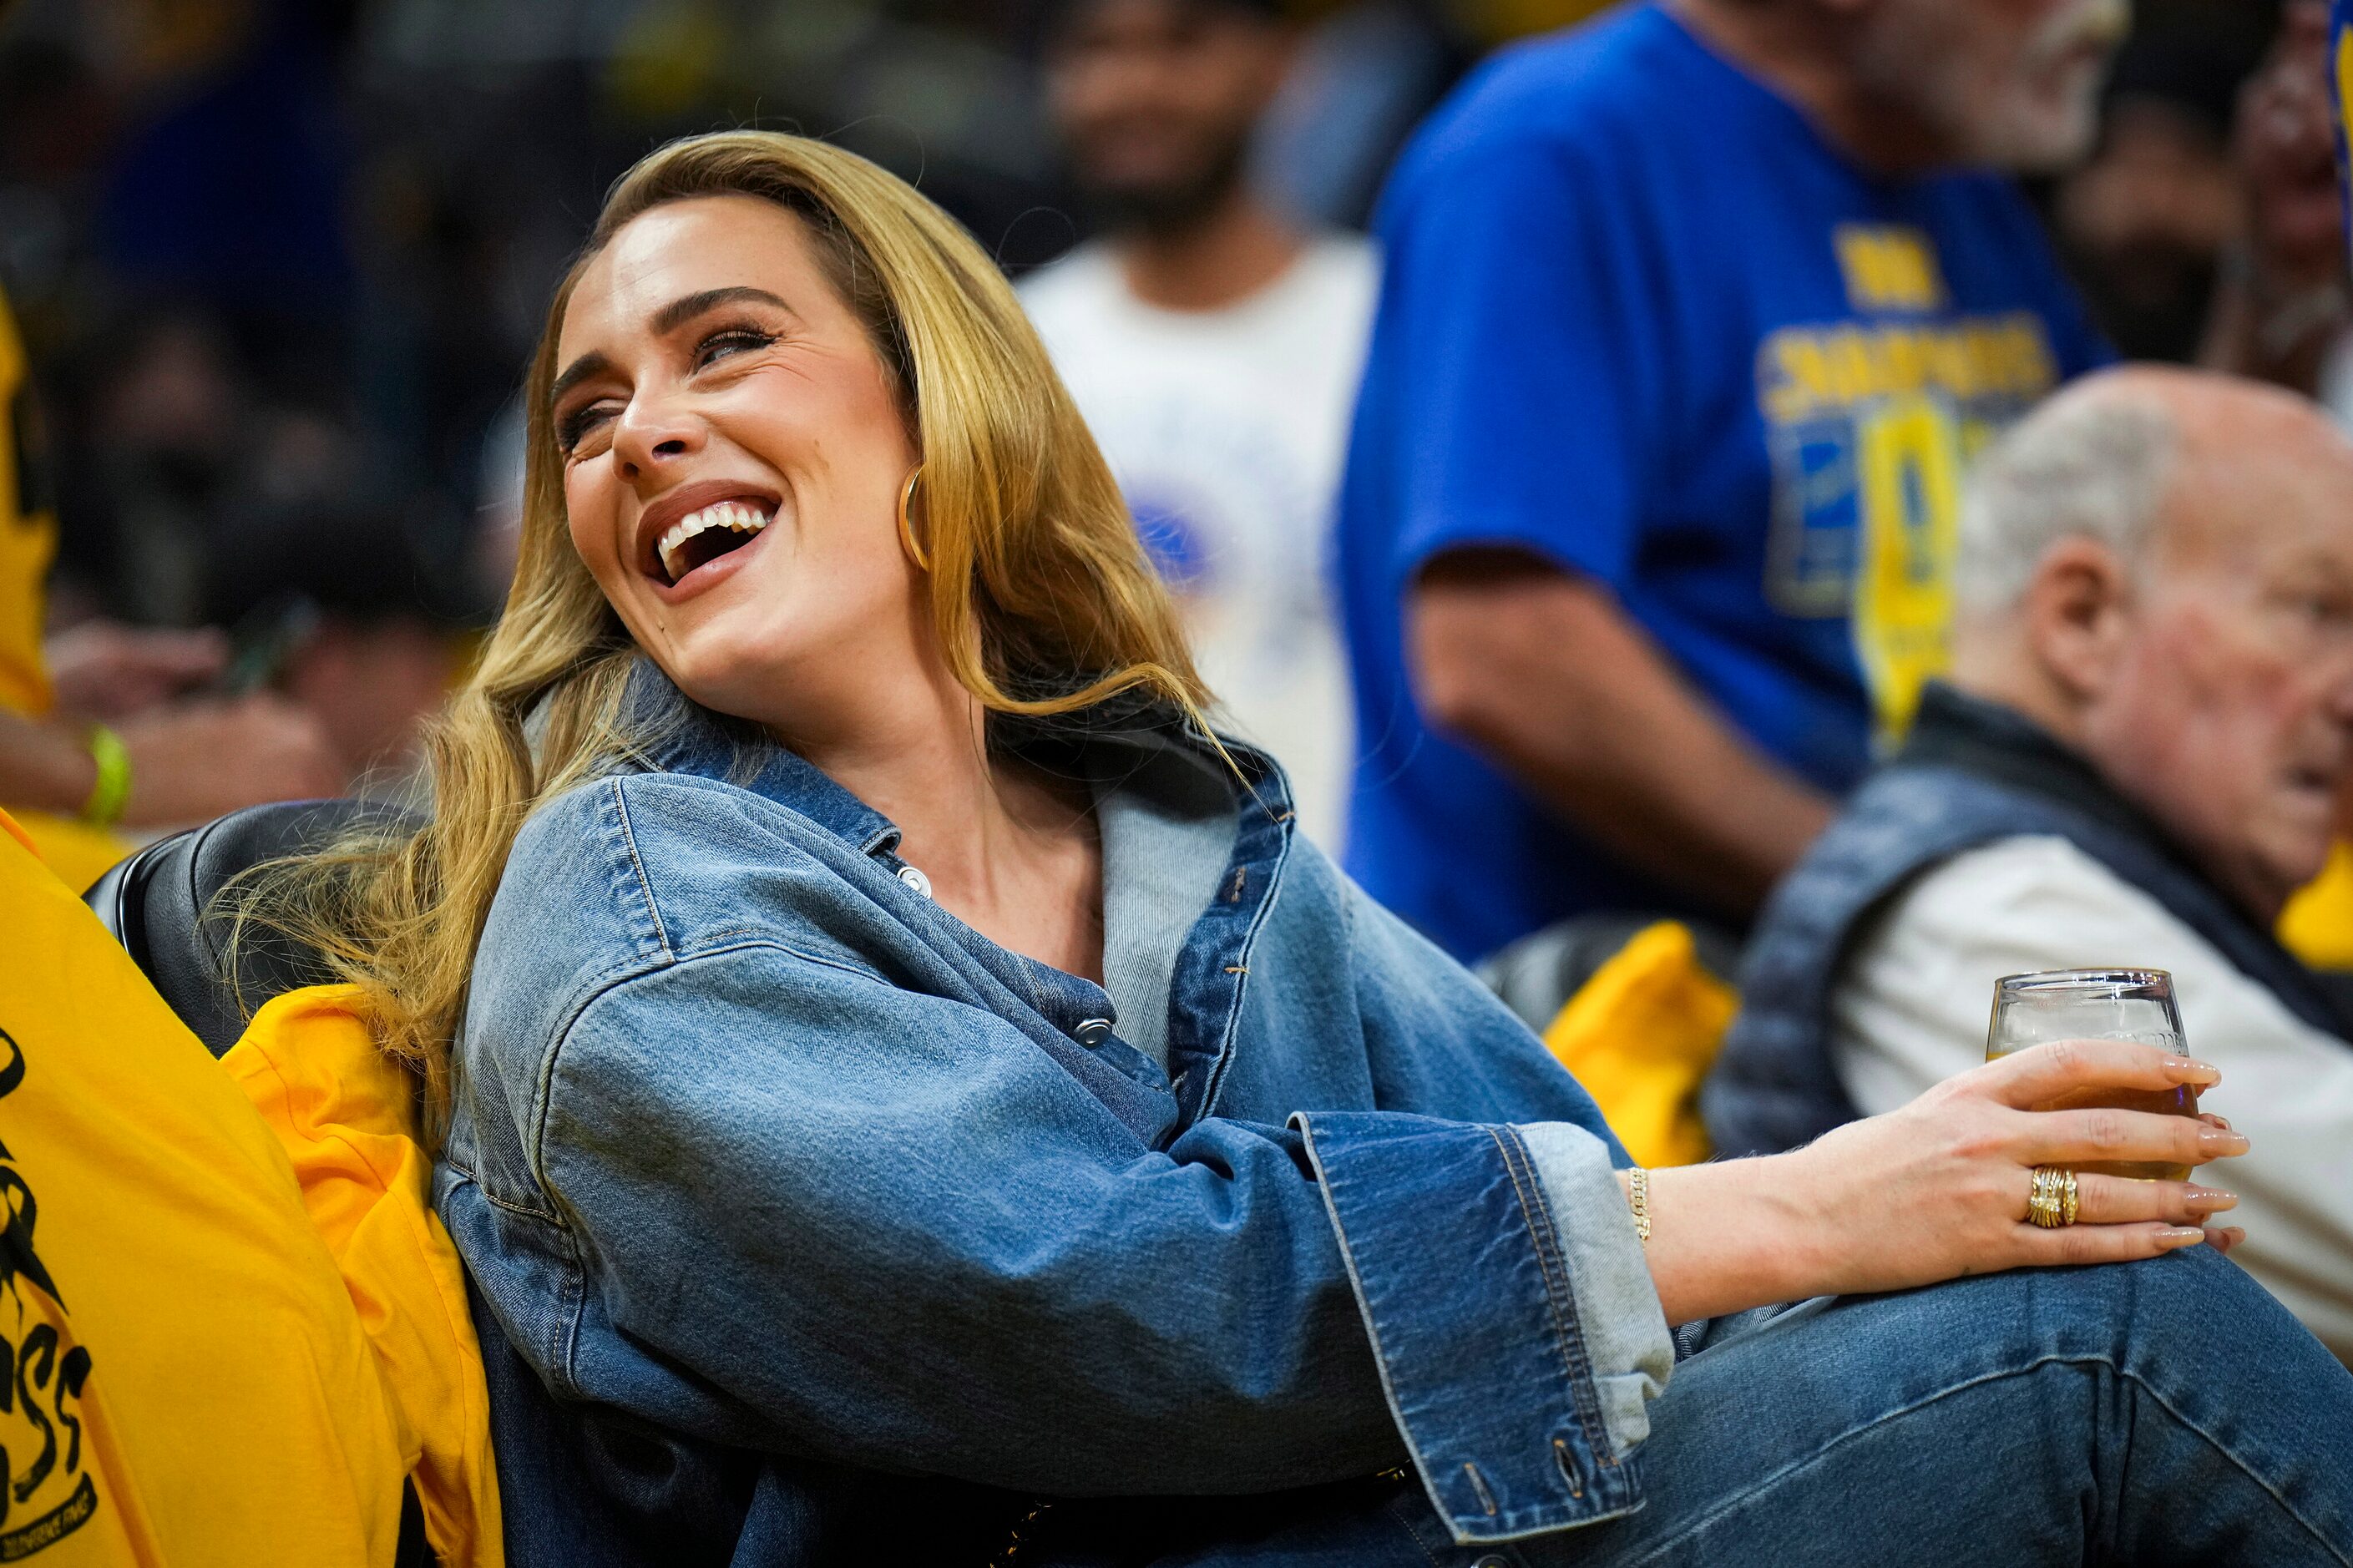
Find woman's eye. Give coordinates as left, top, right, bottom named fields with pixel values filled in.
left=556, top=403, right=616, bottom=454
left=694, top=327, right=777, bottom=371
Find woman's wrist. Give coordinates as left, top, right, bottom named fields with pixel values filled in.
left=1621, top=1154, right=1830, bottom=1325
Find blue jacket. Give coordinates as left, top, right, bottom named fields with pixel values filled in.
left=439, top=665, right=1671, bottom=1565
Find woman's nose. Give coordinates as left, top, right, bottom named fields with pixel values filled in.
left=610, top=397, right=705, bottom=479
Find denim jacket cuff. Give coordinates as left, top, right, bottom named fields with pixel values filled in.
left=1515, top=1120, right=1672, bottom=1454
left=1291, top=1110, right=1661, bottom=1544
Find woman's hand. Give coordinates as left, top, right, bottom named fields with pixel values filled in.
left=46, top=622, right=228, bottom=722
left=1634, top=1040, right=2247, bottom=1325
left=1792, top=1040, right=2244, bottom=1287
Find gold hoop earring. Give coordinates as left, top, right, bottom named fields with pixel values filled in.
left=897, top=467, right=930, bottom=573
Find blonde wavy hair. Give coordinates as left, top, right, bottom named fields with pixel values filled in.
left=242, top=131, right=1207, bottom=1120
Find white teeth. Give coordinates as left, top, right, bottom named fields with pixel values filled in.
left=655, top=499, right=772, bottom=582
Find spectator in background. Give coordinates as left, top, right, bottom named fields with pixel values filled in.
left=2051, top=0, right=2353, bottom=976
left=1023, top=0, right=1376, bottom=847
left=1708, top=367, right=2353, bottom=1360
left=1336, top=0, right=2120, bottom=964
left=1337, top=0, right=2342, bottom=968
left=205, top=498, right=484, bottom=803
left=93, top=309, right=245, bottom=626
left=2051, top=1, right=2269, bottom=363
left=0, top=281, right=341, bottom=888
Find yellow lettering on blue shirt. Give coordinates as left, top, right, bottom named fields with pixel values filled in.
left=1834, top=225, right=1948, bottom=314
left=1758, top=315, right=2057, bottom=425
left=1755, top=306, right=2060, bottom=742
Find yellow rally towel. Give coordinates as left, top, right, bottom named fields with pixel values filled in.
left=222, top=988, right=503, bottom=1568
left=0, top=808, right=403, bottom=1566
left=1539, top=921, right=1733, bottom=1170
left=2280, top=839, right=2353, bottom=973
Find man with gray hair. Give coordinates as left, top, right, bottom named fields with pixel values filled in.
left=1706, top=366, right=2353, bottom=1358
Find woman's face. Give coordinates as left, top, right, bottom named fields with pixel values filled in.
left=550, top=195, right=919, bottom=728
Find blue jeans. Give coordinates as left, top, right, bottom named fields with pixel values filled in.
left=484, top=1248, right=2353, bottom=1565
left=1134, top=1248, right=2353, bottom=1567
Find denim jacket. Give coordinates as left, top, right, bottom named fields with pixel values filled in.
left=439, top=666, right=1671, bottom=1562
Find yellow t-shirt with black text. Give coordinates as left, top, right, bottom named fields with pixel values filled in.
left=0, top=810, right=404, bottom=1564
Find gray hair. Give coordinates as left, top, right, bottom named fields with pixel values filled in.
left=1955, top=392, right=2178, bottom=615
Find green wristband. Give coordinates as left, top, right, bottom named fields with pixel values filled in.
left=81, top=724, right=131, bottom=827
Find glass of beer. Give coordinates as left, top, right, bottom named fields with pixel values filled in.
left=1986, top=968, right=2197, bottom=1182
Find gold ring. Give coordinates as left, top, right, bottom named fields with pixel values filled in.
left=2027, top=1166, right=2080, bottom=1229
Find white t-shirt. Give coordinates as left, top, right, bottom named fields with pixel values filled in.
left=1020, top=235, right=1379, bottom=849
left=1833, top=833, right=2353, bottom=1363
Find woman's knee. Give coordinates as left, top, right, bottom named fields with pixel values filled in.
left=1741, top=1249, right=2282, bottom=1414
left=1892, top=1247, right=2320, bottom=1398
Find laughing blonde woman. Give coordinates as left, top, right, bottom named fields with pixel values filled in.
left=264, top=132, right=2353, bottom=1565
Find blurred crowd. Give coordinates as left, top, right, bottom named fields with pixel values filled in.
left=0, top=0, right=2316, bottom=847
left=0, top=0, right=1599, bottom=850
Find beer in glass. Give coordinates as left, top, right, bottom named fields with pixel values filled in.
left=1986, top=968, right=2196, bottom=1182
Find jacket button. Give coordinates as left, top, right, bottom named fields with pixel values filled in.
left=1475, top=1557, right=1513, bottom=1568
left=896, top=864, right=933, bottom=898
left=1075, top=1018, right=1112, bottom=1048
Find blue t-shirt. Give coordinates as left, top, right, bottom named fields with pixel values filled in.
left=1336, top=3, right=2111, bottom=962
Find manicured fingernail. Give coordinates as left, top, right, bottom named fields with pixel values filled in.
left=2165, top=1056, right=2221, bottom=1082
left=2198, top=1126, right=2250, bottom=1155
left=2158, top=1227, right=2207, bottom=1246
left=2186, top=1187, right=2237, bottom=1211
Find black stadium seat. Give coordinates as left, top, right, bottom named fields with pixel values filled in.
left=83, top=798, right=423, bottom=1057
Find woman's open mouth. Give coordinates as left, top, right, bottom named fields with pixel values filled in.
left=651, top=498, right=777, bottom=588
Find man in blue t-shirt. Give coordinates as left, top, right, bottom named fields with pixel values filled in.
left=1338, top=0, right=2138, bottom=964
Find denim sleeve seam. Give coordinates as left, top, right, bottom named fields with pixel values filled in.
left=522, top=938, right=904, bottom=1208
left=465, top=1181, right=564, bottom=1225
left=1490, top=1123, right=1618, bottom=1469
left=607, top=777, right=674, bottom=959
left=549, top=1181, right=593, bottom=1401
left=437, top=1166, right=590, bottom=1400
left=523, top=948, right=677, bottom=1211
left=682, top=928, right=894, bottom=985
left=678, top=933, right=896, bottom=986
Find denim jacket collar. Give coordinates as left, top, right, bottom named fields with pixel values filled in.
left=623, top=660, right=904, bottom=857
left=616, top=655, right=1295, bottom=862
left=610, top=657, right=1299, bottom=1139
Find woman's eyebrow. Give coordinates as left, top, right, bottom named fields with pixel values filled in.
left=549, top=350, right=614, bottom=408
left=550, top=287, right=792, bottom=408
left=651, top=286, right=792, bottom=336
